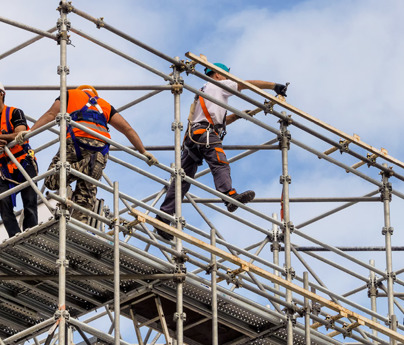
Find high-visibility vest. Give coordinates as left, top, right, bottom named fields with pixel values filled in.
left=66, top=89, right=112, bottom=142
left=0, top=106, right=30, bottom=173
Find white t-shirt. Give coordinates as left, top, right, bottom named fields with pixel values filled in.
left=192, top=79, right=238, bottom=125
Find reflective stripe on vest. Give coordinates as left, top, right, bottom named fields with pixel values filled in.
left=66, top=89, right=112, bottom=141
left=0, top=106, right=30, bottom=172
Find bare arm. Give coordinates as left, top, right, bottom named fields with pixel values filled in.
left=225, top=114, right=240, bottom=125
left=238, top=80, right=276, bottom=91
left=0, top=125, right=27, bottom=143
left=109, top=112, right=146, bottom=154
left=30, top=100, right=60, bottom=131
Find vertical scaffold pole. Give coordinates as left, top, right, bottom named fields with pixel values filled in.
left=56, top=2, right=70, bottom=345
left=380, top=164, right=397, bottom=345
left=368, top=259, right=379, bottom=343
left=211, top=226, right=218, bottom=345
left=171, top=58, right=185, bottom=345
left=279, top=116, right=294, bottom=345
left=113, top=182, right=120, bottom=345
left=303, top=272, right=311, bottom=345
left=271, top=213, right=281, bottom=302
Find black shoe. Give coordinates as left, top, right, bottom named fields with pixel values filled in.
left=225, top=190, right=255, bottom=212
left=154, top=215, right=174, bottom=241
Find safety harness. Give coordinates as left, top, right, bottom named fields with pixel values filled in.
left=186, top=92, right=227, bottom=148
left=0, top=106, right=37, bottom=207
left=67, top=91, right=110, bottom=160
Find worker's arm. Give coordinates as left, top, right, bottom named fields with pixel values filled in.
left=109, top=113, right=146, bottom=153
left=226, top=110, right=254, bottom=125
left=238, top=80, right=288, bottom=97
left=15, top=100, right=60, bottom=145
left=0, top=125, right=27, bottom=143
left=239, top=80, right=276, bottom=91
left=109, top=113, right=158, bottom=166
left=30, top=100, right=60, bottom=131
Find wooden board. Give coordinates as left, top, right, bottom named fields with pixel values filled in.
left=131, top=207, right=404, bottom=343
left=185, top=52, right=404, bottom=170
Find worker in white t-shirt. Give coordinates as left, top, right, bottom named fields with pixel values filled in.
left=155, top=63, right=287, bottom=240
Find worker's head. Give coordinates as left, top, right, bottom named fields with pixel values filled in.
left=77, top=85, right=98, bottom=97
left=204, top=63, right=230, bottom=78
left=0, top=82, right=5, bottom=103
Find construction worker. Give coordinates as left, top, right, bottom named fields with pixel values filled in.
left=155, top=63, right=287, bottom=240
left=0, top=82, right=38, bottom=238
left=16, top=85, right=158, bottom=223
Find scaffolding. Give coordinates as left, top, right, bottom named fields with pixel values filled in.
left=0, top=1, right=404, bottom=344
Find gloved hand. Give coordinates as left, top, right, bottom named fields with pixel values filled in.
left=274, top=83, right=287, bottom=97
left=143, top=151, right=158, bottom=166
left=15, top=130, right=30, bottom=145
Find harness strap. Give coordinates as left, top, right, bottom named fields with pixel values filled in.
left=5, top=107, right=12, bottom=133
left=70, top=110, right=108, bottom=128
left=199, top=96, right=214, bottom=125
left=83, top=91, right=104, bottom=114
left=68, top=127, right=109, bottom=160
left=67, top=91, right=110, bottom=159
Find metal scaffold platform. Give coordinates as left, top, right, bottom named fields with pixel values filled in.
left=0, top=220, right=330, bottom=345
left=1, top=1, right=404, bottom=345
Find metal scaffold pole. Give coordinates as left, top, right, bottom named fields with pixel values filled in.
left=172, top=58, right=185, bottom=345
left=279, top=115, right=294, bottom=344
left=381, top=164, right=397, bottom=345
left=2, top=4, right=404, bottom=345
left=113, top=181, right=120, bottom=345
left=56, top=2, right=70, bottom=345
left=303, top=272, right=311, bottom=344
left=369, top=259, right=379, bottom=343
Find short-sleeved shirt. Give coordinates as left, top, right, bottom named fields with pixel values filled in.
left=192, top=79, right=238, bottom=125
left=1, top=107, right=28, bottom=132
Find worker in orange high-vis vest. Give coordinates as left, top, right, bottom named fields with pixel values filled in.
left=16, top=85, right=158, bottom=223
left=0, top=82, right=38, bottom=239
left=155, top=64, right=287, bottom=240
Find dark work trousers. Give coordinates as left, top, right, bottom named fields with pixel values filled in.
left=0, top=161, right=38, bottom=238
left=160, top=126, right=232, bottom=216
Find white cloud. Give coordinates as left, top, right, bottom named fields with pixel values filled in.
left=1, top=1, right=404, bottom=343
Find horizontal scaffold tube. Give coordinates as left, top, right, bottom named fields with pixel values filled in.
left=129, top=207, right=404, bottom=344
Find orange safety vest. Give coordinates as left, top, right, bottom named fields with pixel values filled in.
left=66, top=89, right=112, bottom=142
left=0, top=106, right=30, bottom=173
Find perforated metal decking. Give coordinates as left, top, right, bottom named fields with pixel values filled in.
left=0, top=221, right=333, bottom=345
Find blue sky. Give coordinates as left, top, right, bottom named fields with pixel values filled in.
left=1, top=0, right=404, bottom=343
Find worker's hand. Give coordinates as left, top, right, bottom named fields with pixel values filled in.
left=0, top=139, right=7, bottom=147
left=143, top=151, right=158, bottom=166
left=15, top=130, right=30, bottom=145
left=274, top=83, right=287, bottom=97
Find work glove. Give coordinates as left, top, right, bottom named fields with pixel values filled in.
left=274, top=83, right=287, bottom=97
left=143, top=151, right=158, bottom=166
left=15, top=130, right=30, bottom=145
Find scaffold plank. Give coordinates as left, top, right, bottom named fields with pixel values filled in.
left=186, top=52, right=404, bottom=170
left=133, top=207, right=404, bottom=343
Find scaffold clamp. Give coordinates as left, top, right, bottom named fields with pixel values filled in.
left=173, top=312, right=186, bottom=322
left=96, top=17, right=105, bottom=29
left=171, top=82, right=183, bottom=94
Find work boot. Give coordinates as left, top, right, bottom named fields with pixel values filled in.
left=225, top=190, right=255, bottom=213
left=154, top=214, right=174, bottom=241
